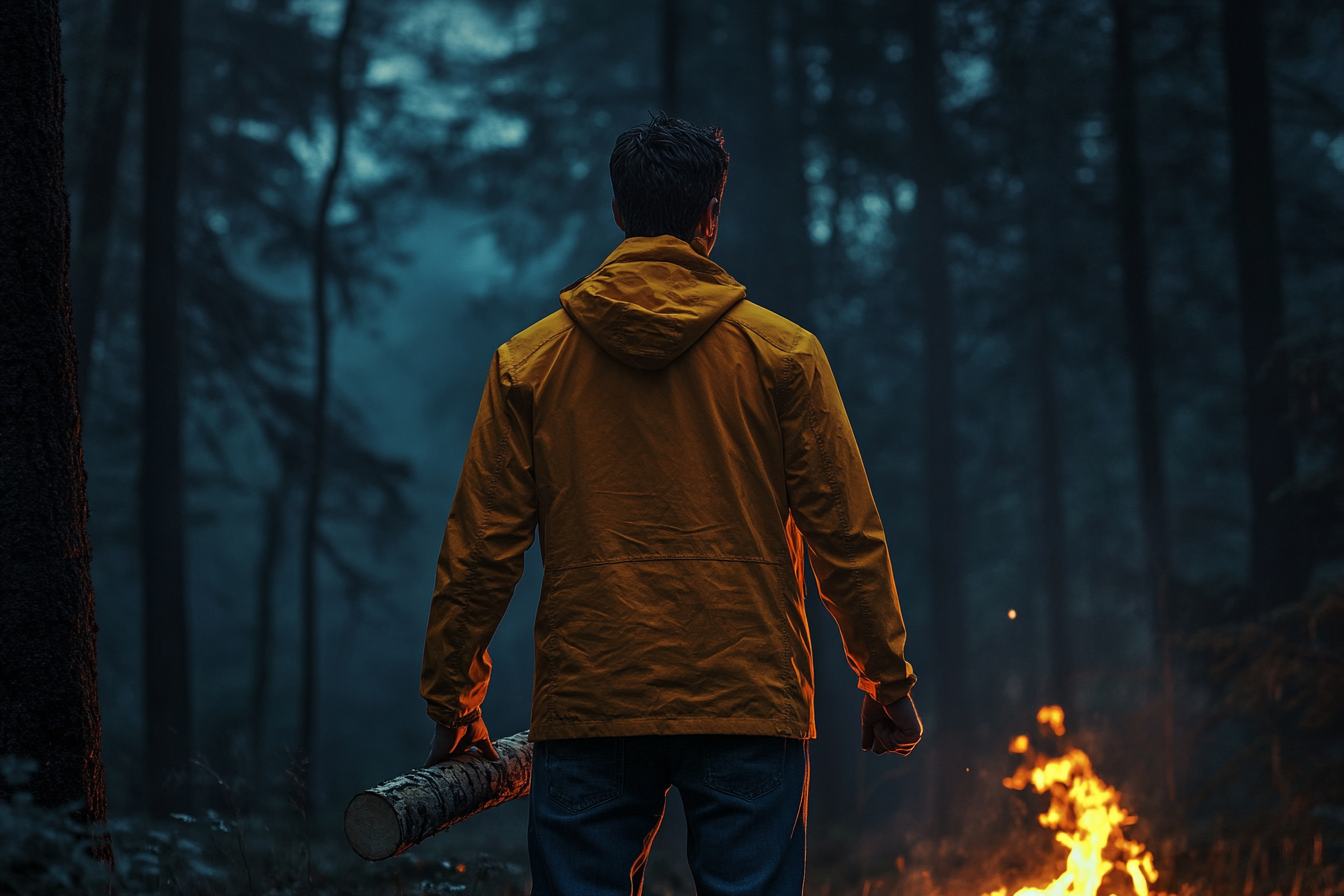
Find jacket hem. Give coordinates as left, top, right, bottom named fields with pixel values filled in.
left=528, top=715, right=816, bottom=741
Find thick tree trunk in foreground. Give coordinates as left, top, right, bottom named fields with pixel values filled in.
left=299, top=0, right=358, bottom=812
left=0, top=0, right=109, bottom=825
left=909, top=0, right=968, bottom=836
left=1220, top=0, right=1302, bottom=609
left=71, top=0, right=143, bottom=402
left=345, top=732, right=533, bottom=860
left=140, top=0, right=192, bottom=816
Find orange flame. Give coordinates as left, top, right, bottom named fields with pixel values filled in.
left=985, top=708, right=1160, bottom=896
left=1037, top=705, right=1066, bottom=737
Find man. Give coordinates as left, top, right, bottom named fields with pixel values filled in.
left=421, top=114, right=921, bottom=895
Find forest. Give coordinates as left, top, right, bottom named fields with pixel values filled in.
left=2, top=0, right=1343, bottom=892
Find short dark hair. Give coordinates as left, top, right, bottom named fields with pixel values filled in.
left=609, top=113, right=729, bottom=241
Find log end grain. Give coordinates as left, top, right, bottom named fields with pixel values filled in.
left=345, top=791, right=403, bottom=861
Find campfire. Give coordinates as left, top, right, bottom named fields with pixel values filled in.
left=985, top=706, right=1161, bottom=896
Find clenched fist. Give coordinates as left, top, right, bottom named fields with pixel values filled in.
left=860, top=693, right=922, bottom=756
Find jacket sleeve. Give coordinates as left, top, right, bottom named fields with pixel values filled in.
left=421, top=348, right=537, bottom=726
left=778, top=332, right=916, bottom=704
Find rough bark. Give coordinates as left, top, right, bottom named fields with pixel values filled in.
left=1219, top=0, right=1302, bottom=609
left=140, top=0, right=192, bottom=816
left=71, top=0, right=143, bottom=402
left=908, top=0, right=968, bottom=835
left=0, top=0, right=109, bottom=826
left=345, top=732, right=533, bottom=861
left=299, top=0, right=358, bottom=811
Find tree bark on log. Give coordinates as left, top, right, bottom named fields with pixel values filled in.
left=345, top=731, right=533, bottom=861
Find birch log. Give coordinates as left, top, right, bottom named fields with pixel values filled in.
left=344, top=730, right=533, bottom=860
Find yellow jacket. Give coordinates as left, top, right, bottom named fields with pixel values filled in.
left=422, top=236, right=915, bottom=740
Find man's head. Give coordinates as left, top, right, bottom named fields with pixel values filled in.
left=609, top=113, right=729, bottom=249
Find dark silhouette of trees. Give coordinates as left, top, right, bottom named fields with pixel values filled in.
left=70, top=0, right=142, bottom=402
left=909, top=0, right=968, bottom=834
left=299, top=0, right=360, bottom=813
left=1111, top=0, right=1177, bottom=799
left=1219, top=0, right=1302, bottom=610
left=0, top=0, right=109, bottom=827
left=660, top=0, right=681, bottom=115
left=139, top=0, right=192, bottom=816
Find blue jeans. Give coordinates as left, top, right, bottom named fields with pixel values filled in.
left=529, top=735, right=808, bottom=896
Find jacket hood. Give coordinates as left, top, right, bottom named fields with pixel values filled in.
left=559, top=236, right=746, bottom=370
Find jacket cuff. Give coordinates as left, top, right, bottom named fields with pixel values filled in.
left=861, top=672, right=917, bottom=705
left=429, top=706, right=482, bottom=728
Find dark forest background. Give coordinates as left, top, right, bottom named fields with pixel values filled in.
left=41, top=0, right=1344, bottom=889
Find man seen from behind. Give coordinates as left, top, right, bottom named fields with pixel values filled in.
left=421, top=113, right=923, bottom=896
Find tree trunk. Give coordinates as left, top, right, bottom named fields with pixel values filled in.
left=677, top=0, right=811, bottom=325
left=1032, top=302, right=1071, bottom=711
left=1110, top=0, right=1177, bottom=801
left=344, top=732, right=532, bottom=861
left=1219, top=0, right=1301, bottom=609
left=71, top=0, right=143, bottom=402
left=908, top=0, right=968, bottom=836
left=249, top=483, right=286, bottom=780
left=140, top=0, right=191, bottom=817
left=299, top=0, right=358, bottom=813
left=659, top=0, right=680, bottom=115
left=0, top=0, right=109, bottom=829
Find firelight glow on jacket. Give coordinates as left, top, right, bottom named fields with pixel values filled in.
left=421, top=235, right=916, bottom=741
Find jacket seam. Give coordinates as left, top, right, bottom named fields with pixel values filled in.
left=503, top=323, right=574, bottom=377
left=550, top=554, right=780, bottom=572
left=725, top=316, right=807, bottom=355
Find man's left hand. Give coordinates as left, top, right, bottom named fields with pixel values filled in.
left=425, top=714, right=500, bottom=766
left=860, top=693, right=922, bottom=755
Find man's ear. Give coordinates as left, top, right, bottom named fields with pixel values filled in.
left=700, top=196, right=720, bottom=238
left=612, top=198, right=625, bottom=233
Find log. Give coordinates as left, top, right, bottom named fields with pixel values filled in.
left=344, top=730, right=533, bottom=860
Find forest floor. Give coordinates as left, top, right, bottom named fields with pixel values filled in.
left=4, top=753, right=1339, bottom=895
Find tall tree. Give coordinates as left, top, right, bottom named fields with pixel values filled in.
left=677, top=0, right=811, bottom=324
left=660, top=0, right=680, bottom=116
left=1220, top=0, right=1301, bottom=609
left=70, top=0, right=143, bottom=401
left=1110, top=0, right=1177, bottom=799
left=298, top=0, right=359, bottom=811
left=0, top=0, right=109, bottom=827
left=908, top=0, right=968, bottom=834
left=249, top=482, right=286, bottom=777
left=140, top=0, right=191, bottom=815
left=1032, top=287, right=1071, bottom=710
left=999, top=0, right=1076, bottom=714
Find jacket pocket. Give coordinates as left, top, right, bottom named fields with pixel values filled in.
left=703, top=735, right=787, bottom=800
left=545, top=737, right=624, bottom=812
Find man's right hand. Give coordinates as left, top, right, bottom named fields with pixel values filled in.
left=425, top=713, right=500, bottom=767
left=860, top=693, right=922, bottom=755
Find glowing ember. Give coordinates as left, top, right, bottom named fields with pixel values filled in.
left=1008, top=609, right=1018, bottom=619
left=984, top=707, right=1160, bottom=896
